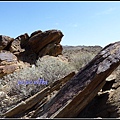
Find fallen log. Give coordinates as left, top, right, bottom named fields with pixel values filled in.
left=35, top=41, right=120, bottom=118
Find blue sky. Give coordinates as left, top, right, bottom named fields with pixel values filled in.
left=0, top=1, right=120, bottom=47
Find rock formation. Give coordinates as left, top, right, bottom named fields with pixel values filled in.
left=28, top=30, right=63, bottom=54
left=0, top=29, right=64, bottom=77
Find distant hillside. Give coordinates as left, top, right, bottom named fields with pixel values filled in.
left=62, top=45, right=102, bottom=55
left=61, top=45, right=102, bottom=72
left=62, top=45, right=102, bottom=62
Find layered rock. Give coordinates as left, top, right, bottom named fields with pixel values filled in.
left=0, top=51, right=19, bottom=77
left=0, top=50, right=30, bottom=78
left=28, top=30, right=63, bottom=54
left=38, top=42, right=63, bottom=57
left=0, top=29, right=63, bottom=64
left=9, top=30, right=63, bottom=62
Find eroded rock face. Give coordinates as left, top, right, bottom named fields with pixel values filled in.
left=28, top=30, right=63, bottom=54
left=38, top=42, right=63, bottom=57
left=54, top=44, right=63, bottom=56
left=0, top=29, right=64, bottom=76
left=0, top=51, right=19, bottom=77
left=7, top=29, right=64, bottom=64
left=17, top=50, right=37, bottom=64
left=0, top=35, right=14, bottom=50
left=13, top=29, right=64, bottom=64
left=9, top=39, right=25, bottom=54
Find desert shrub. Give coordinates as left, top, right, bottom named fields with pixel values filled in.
left=36, top=56, right=76, bottom=82
left=0, top=56, right=76, bottom=104
left=1, top=66, right=44, bottom=98
left=69, top=52, right=96, bottom=71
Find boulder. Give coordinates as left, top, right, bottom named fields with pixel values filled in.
left=28, top=30, right=63, bottom=54
left=0, top=50, right=17, bottom=65
left=0, top=35, right=14, bottom=50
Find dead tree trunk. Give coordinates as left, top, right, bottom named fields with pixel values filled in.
left=37, top=41, right=120, bottom=118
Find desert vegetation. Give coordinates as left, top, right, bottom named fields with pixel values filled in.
left=62, top=45, right=102, bottom=71
left=0, top=55, right=76, bottom=115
